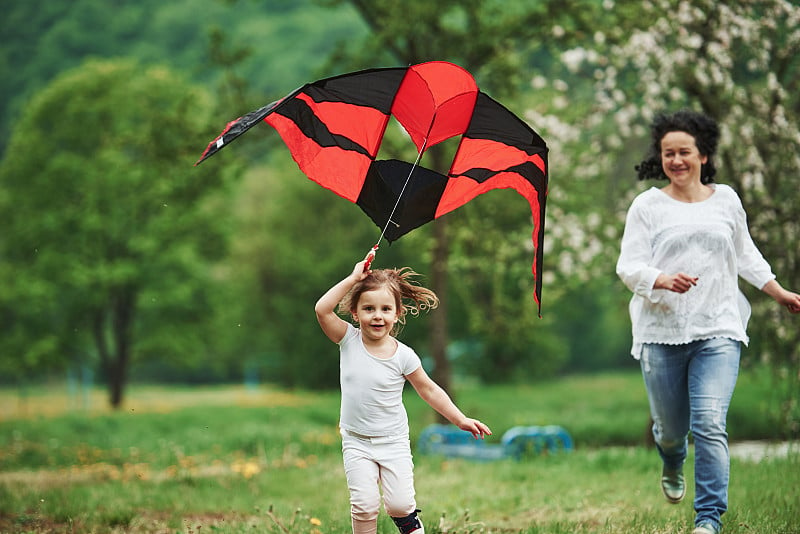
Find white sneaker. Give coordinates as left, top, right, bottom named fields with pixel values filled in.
left=692, top=521, right=720, bottom=534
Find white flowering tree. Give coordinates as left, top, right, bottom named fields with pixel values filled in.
left=535, top=0, right=800, bottom=432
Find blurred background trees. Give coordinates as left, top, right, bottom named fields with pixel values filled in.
left=1, top=0, right=798, bottom=432
left=0, top=59, right=233, bottom=407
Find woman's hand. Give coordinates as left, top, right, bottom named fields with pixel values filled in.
left=762, top=280, right=800, bottom=314
left=781, top=293, right=800, bottom=314
left=655, top=272, right=698, bottom=293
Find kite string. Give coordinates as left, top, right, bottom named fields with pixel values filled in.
left=363, top=136, right=428, bottom=272
left=375, top=136, right=429, bottom=246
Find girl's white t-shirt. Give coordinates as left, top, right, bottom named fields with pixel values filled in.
left=338, top=323, right=422, bottom=437
left=616, top=183, right=775, bottom=358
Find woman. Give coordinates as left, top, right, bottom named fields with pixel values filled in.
left=616, top=109, right=800, bottom=534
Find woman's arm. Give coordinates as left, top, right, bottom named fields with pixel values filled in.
left=617, top=201, right=664, bottom=299
left=618, top=198, right=699, bottom=296
left=760, top=279, right=800, bottom=314
left=406, top=367, right=491, bottom=439
left=727, top=192, right=799, bottom=313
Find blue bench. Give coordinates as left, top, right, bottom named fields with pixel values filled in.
left=416, top=424, right=573, bottom=461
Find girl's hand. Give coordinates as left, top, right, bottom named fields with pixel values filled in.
left=315, top=252, right=375, bottom=343
left=349, top=250, right=376, bottom=281
left=349, top=259, right=369, bottom=281
left=458, top=418, right=492, bottom=440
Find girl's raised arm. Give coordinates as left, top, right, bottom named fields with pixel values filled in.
left=315, top=258, right=370, bottom=343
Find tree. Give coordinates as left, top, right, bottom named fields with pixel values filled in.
left=319, top=0, right=615, bottom=395
left=0, top=59, right=233, bottom=408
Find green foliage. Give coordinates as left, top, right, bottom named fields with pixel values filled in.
left=0, top=0, right=368, bottom=156
left=0, top=59, right=234, bottom=399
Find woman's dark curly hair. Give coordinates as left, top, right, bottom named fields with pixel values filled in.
left=635, top=109, right=720, bottom=183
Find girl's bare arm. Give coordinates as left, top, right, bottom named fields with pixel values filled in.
left=315, top=259, right=369, bottom=343
left=406, top=367, right=491, bottom=439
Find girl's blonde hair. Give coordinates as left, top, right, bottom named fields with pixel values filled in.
left=338, top=267, right=439, bottom=335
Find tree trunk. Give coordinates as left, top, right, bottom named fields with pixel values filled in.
left=109, top=291, right=135, bottom=409
left=93, top=310, right=112, bottom=401
left=93, top=290, right=136, bottom=410
left=108, top=351, right=128, bottom=409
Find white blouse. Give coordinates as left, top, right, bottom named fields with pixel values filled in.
left=616, top=184, right=775, bottom=358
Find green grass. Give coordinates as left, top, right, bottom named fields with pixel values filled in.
left=0, top=371, right=797, bottom=533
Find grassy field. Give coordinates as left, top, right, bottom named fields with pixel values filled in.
left=0, top=371, right=797, bottom=533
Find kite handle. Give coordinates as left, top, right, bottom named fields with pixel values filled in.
left=363, top=245, right=379, bottom=271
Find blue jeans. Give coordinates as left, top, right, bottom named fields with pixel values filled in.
left=641, top=338, right=741, bottom=529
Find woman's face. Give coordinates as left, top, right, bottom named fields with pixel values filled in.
left=660, top=130, right=708, bottom=187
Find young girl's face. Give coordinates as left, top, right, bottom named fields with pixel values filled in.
left=352, top=286, right=400, bottom=343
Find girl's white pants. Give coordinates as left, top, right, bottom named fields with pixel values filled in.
left=341, top=430, right=418, bottom=534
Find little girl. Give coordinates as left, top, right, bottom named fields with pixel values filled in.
left=315, top=254, right=491, bottom=534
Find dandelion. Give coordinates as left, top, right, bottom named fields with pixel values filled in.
left=231, top=459, right=261, bottom=479
left=310, top=517, right=322, bottom=526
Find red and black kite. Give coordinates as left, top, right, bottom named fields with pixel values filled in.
left=197, top=61, right=548, bottom=312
